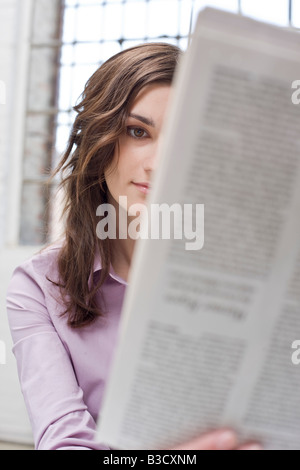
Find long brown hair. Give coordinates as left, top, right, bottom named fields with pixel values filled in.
left=51, top=42, right=182, bottom=328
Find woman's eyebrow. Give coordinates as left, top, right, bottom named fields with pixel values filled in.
left=128, top=113, right=155, bottom=128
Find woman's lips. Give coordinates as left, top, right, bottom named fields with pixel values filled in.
left=132, top=183, right=151, bottom=195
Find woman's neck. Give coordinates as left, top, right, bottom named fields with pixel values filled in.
left=110, top=237, right=135, bottom=283
left=106, top=193, right=136, bottom=282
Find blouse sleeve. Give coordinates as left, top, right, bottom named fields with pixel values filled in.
left=6, top=262, right=109, bottom=450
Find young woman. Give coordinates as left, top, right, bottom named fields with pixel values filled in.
left=6, top=43, right=261, bottom=450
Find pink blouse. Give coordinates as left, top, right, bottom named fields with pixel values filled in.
left=6, top=243, right=128, bottom=450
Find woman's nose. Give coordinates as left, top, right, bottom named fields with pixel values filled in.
left=143, top=140, right=161, bottom=173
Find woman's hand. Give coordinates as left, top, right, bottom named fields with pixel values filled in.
left=171, top=429, right=262, bottom=450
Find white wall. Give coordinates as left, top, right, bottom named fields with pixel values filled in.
left=0, top=0, right=18, bottom=248
left=0, top=0, right=38, bottom=444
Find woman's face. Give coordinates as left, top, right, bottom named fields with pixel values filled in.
left=104, top=83, right=171, bottom=213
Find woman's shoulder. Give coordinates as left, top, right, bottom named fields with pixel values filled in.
left=12, top=240, right=64, bottom=287
left=6, top=242, right=65, bottom=323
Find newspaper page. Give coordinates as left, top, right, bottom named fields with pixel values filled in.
left=96, top=8, right=300, bottom=450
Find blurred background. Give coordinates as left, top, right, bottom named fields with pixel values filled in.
left=0, top=0, right=299, bottom=450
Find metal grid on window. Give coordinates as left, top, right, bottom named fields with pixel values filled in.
left=20, top=0, right=300, bottom=245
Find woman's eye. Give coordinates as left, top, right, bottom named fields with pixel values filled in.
left=127, top=127, right=148, bottom=139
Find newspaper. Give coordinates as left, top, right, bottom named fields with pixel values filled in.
left=96, top=8, right=300, bottom=450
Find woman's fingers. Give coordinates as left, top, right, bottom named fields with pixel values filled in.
left=172, top=429, right=238, bottom=450
left=237, top=443, right=263, bottom=451
left=172, top=429, right=263, bottom=451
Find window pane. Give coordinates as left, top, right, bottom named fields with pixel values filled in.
left=123, top=1, right=148, bottom=40
left=59, top=66, right=73, bottom=111
left=65, top=0, right=77, bottom=6
left=191, top=0, right=238, bottom=32
left=122, top=39, right=146, bottom=51
left=194, top=0, right=238, bottom=13
left=101, top=41, right=122, bottom=62
left=293, top=0, right=300, bottom=26
left=62, top=7, right=76, bottom=43
left=147, top=0, right=180, bottom=38
left=71, top=64, right=99, bottom=106
left=61, top=44, right=75, bottom=66
left=241, top=0, right=289, bottom=26
left=74, top=43, right=102, bottom=65
left=179, top=37, right=189, bottom=50
left=178, top=0, right=194, bottom=37
left=75, top=5, right=104, bottom=42
left=102, top=3, right=124, bottom=41
left=55, top=124, right=72, bottom=155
